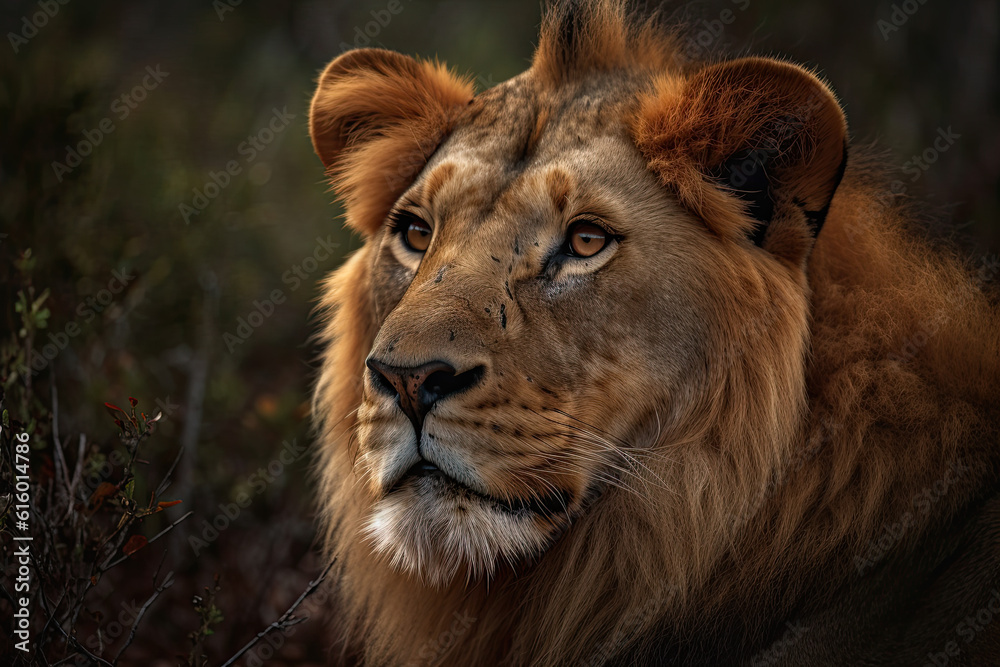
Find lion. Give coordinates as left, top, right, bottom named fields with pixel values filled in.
left=307, top=1, right=1000, bottom=664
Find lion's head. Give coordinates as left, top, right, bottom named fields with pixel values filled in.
left=307, top=2, right=998, bottom=665
left=311, top=2, right=844, bottom=586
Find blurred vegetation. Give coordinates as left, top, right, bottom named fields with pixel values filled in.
left=0, top=0, right=996, bottom=664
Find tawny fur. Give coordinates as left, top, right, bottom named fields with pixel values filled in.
left=309, top=2, right=1000, bottom=665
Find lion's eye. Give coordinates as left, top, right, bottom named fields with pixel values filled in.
left=400, top=216, right=432, bottom=253
left=566, top=220, right=608, bottom=258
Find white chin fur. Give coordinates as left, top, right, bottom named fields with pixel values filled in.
left=362, top=477, right=553, bottom=587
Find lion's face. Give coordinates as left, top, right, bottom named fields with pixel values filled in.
left=310, top=46, right=847, bottom=587
left=357, top=78, right=713, bottom=583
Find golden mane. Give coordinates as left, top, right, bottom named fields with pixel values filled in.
left=309, top=2, right=1000, bottom=664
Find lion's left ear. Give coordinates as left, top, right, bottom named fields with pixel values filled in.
left=309, top=49, right=474, bottom=236
left=631, top=57, right=847, bottom=266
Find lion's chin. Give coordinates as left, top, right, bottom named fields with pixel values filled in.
left=362, top=468, right=564, bottom=587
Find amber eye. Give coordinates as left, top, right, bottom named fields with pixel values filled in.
left=566, top=220, right=609, bottom=258
left=402, top=217, right=432, bottom=253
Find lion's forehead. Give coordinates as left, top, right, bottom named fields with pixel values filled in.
left=417, top=78, right=652, bottom=239
left=450, top=75, right=636, bottom=162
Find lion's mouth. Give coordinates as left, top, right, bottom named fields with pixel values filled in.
left=392, top=460, right=571, bottom=516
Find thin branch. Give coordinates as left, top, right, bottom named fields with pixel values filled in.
left=154, top=444, right=185, bottom=499
left=52, top=378, right=73, bottom=493
left=32, top=562, right=113, bottom=667
left=103, top=510, right=193, bottom=571
left=112, top=552, right=174, bottom=665
left=219, top=559, right=336, bottom=667
left=65, top=434, right=86, bottom=520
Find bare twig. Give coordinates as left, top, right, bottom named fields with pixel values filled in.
left=176, top=272, right=217, bottom=509
left=154, top=444, right=185, bottom=499
left=65, top=434, right=86, bottom=519
left=32, top=564, right=114, bottom=667
left=68, top=429, right=175, bottom=633
left=112, top=551, right=175, bottom=665
left=219, top=559, right=336, bottom=667
left=51, top=379, right=71, bottom=488
left=104, top=510, right=193, bottom=570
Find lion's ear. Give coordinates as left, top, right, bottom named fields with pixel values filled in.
left=309, top=49, right=474, bottom=236
left=632, top=57, right=847, bottom=264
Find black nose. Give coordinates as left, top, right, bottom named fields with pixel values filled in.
left=366, top=358, right=484, bottom=430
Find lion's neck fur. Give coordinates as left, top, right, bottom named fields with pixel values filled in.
left=316, top=157, right=1000, bottom=666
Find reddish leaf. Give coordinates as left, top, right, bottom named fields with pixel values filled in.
left=156, top=500, right=182, bottom=511
left=123, top=535, right=147, bottom=556
left=90, top=482, right=117, bottom=506
left=128, top=396, right=138, bottom=407
left=104, top=402, right=126, bottom=417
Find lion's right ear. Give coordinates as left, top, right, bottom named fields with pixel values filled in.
left=309, top=49, right=474, bottom=236
left=631, top=57, right=847, bottom=268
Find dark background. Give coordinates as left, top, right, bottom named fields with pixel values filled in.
left=1, top=0, right=997, bottom=664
